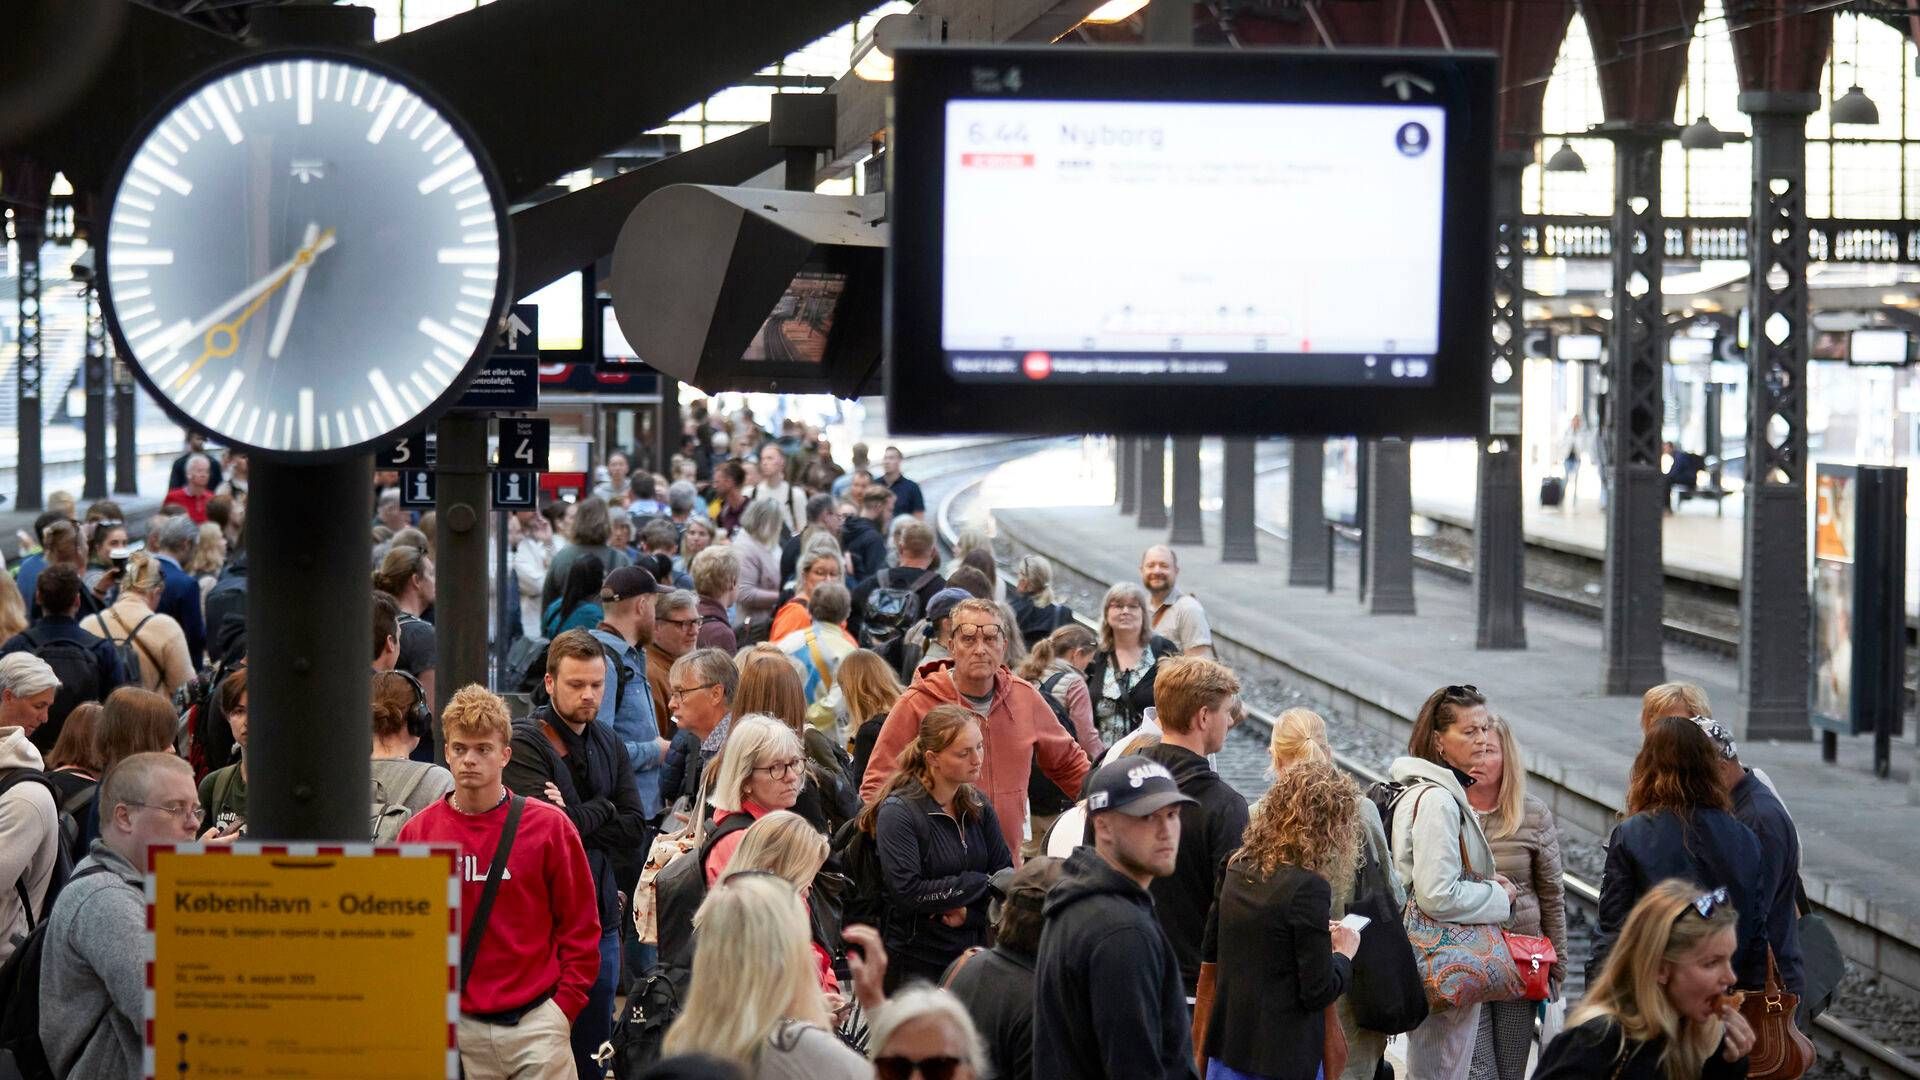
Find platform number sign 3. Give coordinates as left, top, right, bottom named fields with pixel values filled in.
left=494, top=419, right=549, bottom=472
left=99, top=51, right=510, bottom=459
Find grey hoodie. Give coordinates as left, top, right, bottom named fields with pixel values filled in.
left=1388, top=756, right=1510, bottom=926
left=0, top=727, right=57, bottom=962
left=40, top=840, right=146, bottom=1080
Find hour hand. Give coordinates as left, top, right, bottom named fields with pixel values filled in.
left=267, top=222, right=322, bottom=359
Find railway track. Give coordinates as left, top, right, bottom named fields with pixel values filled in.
left=936, top=462, right=1920, bottom=1079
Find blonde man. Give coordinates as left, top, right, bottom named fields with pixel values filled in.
left=397, top=685, right=599, bottom=1080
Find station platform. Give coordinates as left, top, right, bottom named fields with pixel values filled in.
left=978, top=443, right=1920, bottom=988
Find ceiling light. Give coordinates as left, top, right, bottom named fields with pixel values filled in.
left=1832, top=85, right=1880, bottom=126
left=1679, top=116, right=1725, bottom=150
left=850, top=13, right=946, bottom=82
left=1545, top=140, right=1586, bottom=173
left=1081, top=0, right=1151, bottom=25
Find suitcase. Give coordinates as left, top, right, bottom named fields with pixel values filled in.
left=1539, top=476, right=1565, bottom=507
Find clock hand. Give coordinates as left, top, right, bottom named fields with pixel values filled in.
left=172, top=228, right=336, bottom=388
left=266, top=223, right=321, bottom=360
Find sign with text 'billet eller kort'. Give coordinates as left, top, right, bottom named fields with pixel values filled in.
left=147, top=844, right=459, bottom=1080
left=456, top=304, right=539, bottom=411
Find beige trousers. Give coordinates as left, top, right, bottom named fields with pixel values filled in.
left=456, top=998, right=575, bottom=1080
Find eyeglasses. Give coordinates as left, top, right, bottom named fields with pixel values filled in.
left=953, top=628, right=1005, bottom=648
left=126, top=801, right=205, bottom=826
left=659, top=617, right=700, bottom=631
left=668, top=683, right=718, bottom=700
left=752, top=757, right=804, bottom=780
left=1678, top=886, right=1729, bottom=922
left=875, top=1056, right=964, bottom=1080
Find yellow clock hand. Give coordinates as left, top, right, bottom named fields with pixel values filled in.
left=174, top=228, right=336, bottom=389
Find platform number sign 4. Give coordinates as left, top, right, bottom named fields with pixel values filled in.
left=494, top=418, right=549, bottom=472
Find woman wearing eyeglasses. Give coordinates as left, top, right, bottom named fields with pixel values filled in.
left=868, top=985, right=990, bottom=1080
left=1084, top=582, right=1179, bottom=749
left=1589, top=718, right=1769, bottom=994
left=859, top=704, right=1013, bottom=992
left=702, top=715, right=811, bottom=886
left=1535, top=879, right=1756, bottom=1079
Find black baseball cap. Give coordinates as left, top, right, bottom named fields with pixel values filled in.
left=601, top=565, right=661, bottom=602
left=1084, top=755, right=1197, bottom=817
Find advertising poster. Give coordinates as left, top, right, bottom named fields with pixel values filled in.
left=147, top=845, right=458, bottom=1080
left=1811, top=465, right=1856, bottom=733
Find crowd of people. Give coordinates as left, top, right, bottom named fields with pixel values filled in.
left=0, top=406, right=1815, bottom=1080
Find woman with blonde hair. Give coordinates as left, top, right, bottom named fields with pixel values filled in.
left=735, top=649, right=855, bottom=832
left=1640, top=683, right=1711, bottom=735
left=82, top=551, right=194, bottom=699
left=1008, top=553, right=1074, bottom=648
left=0, top=572, right=28, bottom=644
left=1535, top=879, right=1755, bottom=1079
left=187, top=522, right=227, bottom=607
left=841, top=649, right=905, bottom=784
left=1201, top=760, right=1364, bottom=1080
left=731, top=497, right=785, bottom=636
left=725, top=810, right=845, bottom=999
left=661, top=873, right=870, bottom=1080
left=702, top=715, right=810, bottom=885
left=1465, top=715, right=1569, bottom=1078
left=1266, top=708, right=1402, bottom=1080
left=1085, top=581, right=1178, bottom=747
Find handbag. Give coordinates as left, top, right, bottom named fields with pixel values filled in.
left=1739, top=948, right=1813, bottom=1080
left=1400, top=790, right=1526, bottom=1011
left=1502, top=930, right=1557, bottom=1002
left=1191, top=960, right=1217, bottom=1077
left=1347, top=848, right=1428, bottom=1034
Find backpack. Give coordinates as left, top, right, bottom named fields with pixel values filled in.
left=370, top=766, right=435, bottom=843
left=601, top=962, right=685, bottom=1078
left=87, top=612, right=158, bottom=690
left=858, top=569, right=939, bottom=655
left=0, top=863, right=112, bottom=1080
left=653, top=811, right=755, bottom=972
left=23, top=631, right=106, bottom=746
left=1027, top=673, right=1080, bottom=817
left=1366, top=778, right=1429, bottom=856
left=503, top=635, right=548, bottom=697
left=0, top=770, right=77, bottom=931
left=829, top=817, right=889, bottom=934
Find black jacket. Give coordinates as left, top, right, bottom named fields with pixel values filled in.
left=1008, top=592, right=1074, bottom=650
left=1082, top=634, right=1179, bottom=742
left=1592, top=808, right=1771, bottom=989
left=944, top=945, right=1039, bottom=1080
left=1034, top=847, right=1196, bottom=1080
left=1536, top=1017, right=1749, bottom=1080
left=874, top=778, right=1012, bottom=968
left=1140, top=742, right=1249, bottom=993
left=1730, top=771, right=1804, bottom=995
left=504, top=707, right=649, bottom=927
left=1201, top=861, right=1350, bottom=1080
left=840, top=516, right=891, bottom=587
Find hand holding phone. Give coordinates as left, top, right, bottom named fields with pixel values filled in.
left=1337, top=913, right=1372, bottom=933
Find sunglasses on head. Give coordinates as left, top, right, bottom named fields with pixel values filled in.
left=1444, top=684, right=1479, bottom=697
left=1678, top=886, right=1729, bottom=922
left=874, top=1056, right=963, bottom=1080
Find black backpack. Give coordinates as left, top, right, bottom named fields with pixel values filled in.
left=829, top=817, right=889, bottom=934
left=653, top=812, right=756, bottom=973
left=1027, top=673, right=1079, bottom=817
left=603, top=962, right=685, bottom=1078
left=86, top=612, right=157, bottom=691
left=23, top=632, right=107, bottom=751
left=858, top=569, right=939, bottom=655
left=1366, top=779, right=1419, bottom=855
left=0, top=863, right=112, bottom=1080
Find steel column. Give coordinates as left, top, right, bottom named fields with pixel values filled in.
left=1367, top=439, right=1416, bottom=615
left=1288, top=439, right=1328, bottom=586
left=1476, top=153, right=1528, bottom=649
left=246, top=457, right=372, bottom=839
left=112, top=357, right=137, bottom=494
left=1168, top=437, right=1203, bottom=545
left=81, top=281, right=108, bottom=500
left=435, top=413, right=491, bottom=731
left=1739, top=93, right=1818, bottom=741
left=14, top=208, right=42, bottom=511
left=1117, top=437, right=1137, bottom=513
left=1599, top=124, right=1668, bottom=695
left=1136, top=437, right=1167, bottom=529
left=1220, top=438, right=1258, bottom=563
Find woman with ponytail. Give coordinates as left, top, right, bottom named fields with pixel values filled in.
left=1014, top=623, right=1101, bottom=760
left=859, top=704, right=1013, bottom=990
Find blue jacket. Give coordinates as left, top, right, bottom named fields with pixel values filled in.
left=1732, top=771, right=1804, bottom=995
left=588, top=626, right=664, bottom=820
left=1592, top=807, right=1771, bottom=989
left=154, top=555, right=206, bottom=667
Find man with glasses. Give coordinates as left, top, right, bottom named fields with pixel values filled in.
left=659, top=648, right=738, bottom=817
left=41, top=752, right=202, bottom=1079
left=861, top=598, right=1091, bottom=860
left=646, top=590, right=702, bottom=735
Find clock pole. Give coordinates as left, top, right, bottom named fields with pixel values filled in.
left=433, top=412, right=491, bottom=733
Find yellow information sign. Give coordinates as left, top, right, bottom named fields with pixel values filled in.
left=147, top=844, right=458, bottom=1080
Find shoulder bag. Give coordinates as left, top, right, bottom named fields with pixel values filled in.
left=1739, top=948, right=1813, bottom=1080
left=1399, top=789, right=1526, bottom=1011
left=1347, top=843, right=1429, bottom=1034
left=460, top=796, right=526, bottom=995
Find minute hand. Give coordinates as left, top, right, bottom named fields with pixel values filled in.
left=158, top=231, right=340, bottom=363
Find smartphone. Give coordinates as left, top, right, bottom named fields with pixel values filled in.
left=1338, top=913, right=1372, bottom=933
left=109, top=547, right=131, bottom=574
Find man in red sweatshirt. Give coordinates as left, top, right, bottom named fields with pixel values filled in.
left=399, top=684, right=600, bottom=1080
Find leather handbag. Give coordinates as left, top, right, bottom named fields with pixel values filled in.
left=1400, top=791, right=1526, bottom=1011
left=1502, top=930, right=1557, bottom=1002
left=1740, top=949, right=1814, bottom=1080
left=1191, top=960, right=1218, bottom=1076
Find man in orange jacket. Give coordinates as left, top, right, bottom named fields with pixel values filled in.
left=861, top=597, right=1091, bottom=861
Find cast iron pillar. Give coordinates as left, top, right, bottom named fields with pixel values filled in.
left=1168, top=437, right=1203, bottom=545
left=1739, top=93, right=1818, bottom=741
left=1220, top=439, right=1258, bottom=563
left=1367, top=439, right=1416, bottom=614
left=1288, top=439, right=1328, bottom=586
left=1136, top=437, right=1167, bottom=529
left=246, top=457, right=372, bottom=839
left=14, top=207, right=42, bottom=511
left=112, top=357, right=138, bottom=494
left=1117, top=437, right=1136, bottom=513
left=435, top=413, right=491, bottom=729
left=81, top=281, right=108, bottom=500
left=1475, top=152, right=1528, bottom=649
left=1599, top=124, right=1668, bottom=695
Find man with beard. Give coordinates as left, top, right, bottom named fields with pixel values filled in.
left=503, top=631, right=648, bottom=1080
left=1140, top=545, right=1213, bottom=658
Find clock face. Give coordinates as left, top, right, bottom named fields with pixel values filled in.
left=101, top=52, right=510, bottom=457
